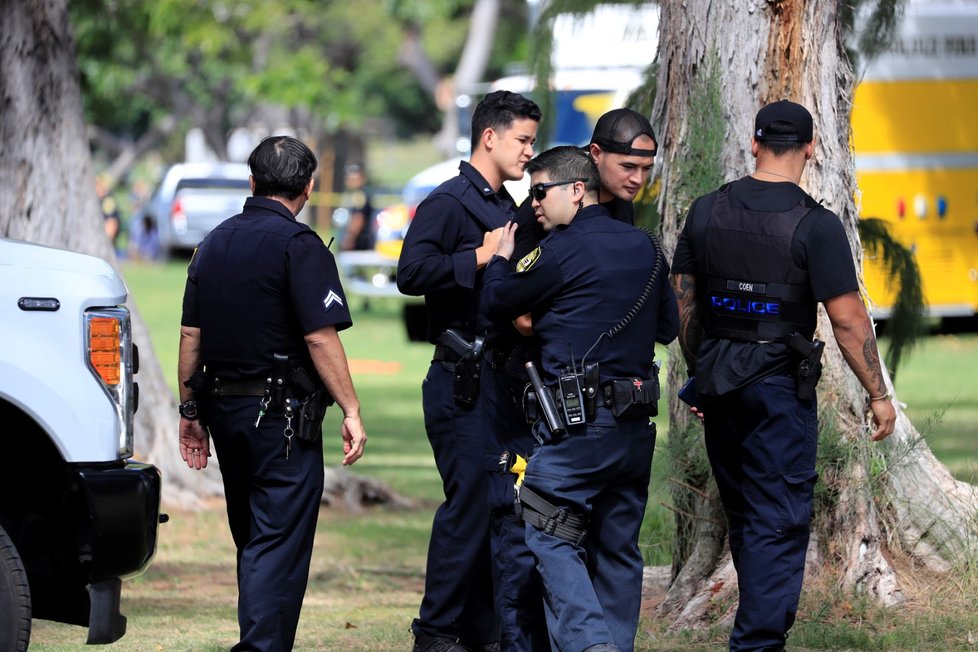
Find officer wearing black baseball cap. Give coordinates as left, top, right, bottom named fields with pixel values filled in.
left=670, top=99, right=896, bottom=651
left=753, top=99, right=814, bottom=143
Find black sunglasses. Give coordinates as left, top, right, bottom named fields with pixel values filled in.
left=529, top=178, right=587, bottom=201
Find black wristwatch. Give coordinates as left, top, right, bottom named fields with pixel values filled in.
left=178, top=400, right=199, bottom=421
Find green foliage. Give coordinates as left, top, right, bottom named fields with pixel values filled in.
left=70, top=0, right=530, bottom=157
left=671, top=53, right=726, bottom=215
left=840, top=0, right=908, bottom=70
left=811, top=409, right=853, bottom=533
left=665, top=417, right=713, bottom=571
left=858, top=217, right=926, bottom=378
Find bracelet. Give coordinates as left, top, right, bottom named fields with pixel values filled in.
left=869, top=393, right=891, bottom=402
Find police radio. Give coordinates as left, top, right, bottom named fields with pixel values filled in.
left=558, top=369, right=586, bottom=426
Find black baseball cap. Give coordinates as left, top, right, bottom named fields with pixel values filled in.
left=590, top=108, right=657, bottom=156
left=754, top=100, right=813, bottom=143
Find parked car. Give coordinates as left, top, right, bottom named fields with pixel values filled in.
left=141, top=162, right=252, bottom=257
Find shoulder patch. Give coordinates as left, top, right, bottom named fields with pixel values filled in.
left=516, top=247, right=541, bottom=273
left=323, top=289, right=345, bottom=311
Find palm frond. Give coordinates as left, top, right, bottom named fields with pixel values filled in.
left=858, top=217, right=926, bottom=378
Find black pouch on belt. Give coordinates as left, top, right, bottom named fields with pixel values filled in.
left=605, top=377, right=660, bottom=418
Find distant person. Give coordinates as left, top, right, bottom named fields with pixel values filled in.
left=177, top=135, right=367, bottom=651
left=339, top=163, right=375, bottom=252
left=670, top=100, right=896, bottom=651
left=97, top=176, right=122, bottom=254
left=397, top=90, right=541, bottom=652
left=129, top=214, right=162, bottom=261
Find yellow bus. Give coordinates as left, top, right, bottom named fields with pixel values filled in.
left=853, top=1, right=978, bottom=320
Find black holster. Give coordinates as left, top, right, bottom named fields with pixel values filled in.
left=293, top=387, right=331, bottom=443
left=788, top=333, right=824, bottom=400
left=272, top=353, right=334, bottom=440
left=440, top=330, right=485, bottom=408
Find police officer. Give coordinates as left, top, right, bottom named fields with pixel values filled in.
left=484, top=108, right=660, bottom=652
left=177, top=135, right=367, bottom=652
left=670, top=100, right=897, bottom=651
left=397, top=90, right=541, bottom=652
left=482, top=146, right=679, bottom=652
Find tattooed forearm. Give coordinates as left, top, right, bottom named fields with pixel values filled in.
left=860, top=321, right=886, bottom=396
left=671, top=273, right=702, bottom=373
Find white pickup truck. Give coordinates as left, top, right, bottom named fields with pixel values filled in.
left=0, top=239, right=162, bottom=650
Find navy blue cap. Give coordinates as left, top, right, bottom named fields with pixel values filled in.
left=754, top=100, right=813, bottom=143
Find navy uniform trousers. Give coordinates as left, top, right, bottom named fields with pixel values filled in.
left=482, top=359, right=550, bottom=651
left=414, top=361, right=497, bottom=647
left=703, top=374, right=818, bottom=652
left=207, top=394, right=325, bottom=652
left=523, top=409, right=654, bottom=652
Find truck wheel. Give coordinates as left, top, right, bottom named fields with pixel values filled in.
left=0, top=524, right=31, bottom=652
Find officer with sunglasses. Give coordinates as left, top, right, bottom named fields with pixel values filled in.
left=482, top=146, right=678, bottom=652
left=474, top=108, right=660, bottom=652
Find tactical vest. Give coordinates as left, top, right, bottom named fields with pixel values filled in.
left=694, top=184, right=817, bottom=342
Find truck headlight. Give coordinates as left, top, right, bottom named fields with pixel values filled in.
left=85, top=307, right=135, bottom=457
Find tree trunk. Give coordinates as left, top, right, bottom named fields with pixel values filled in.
left=0, top=0, right=406, bottom=512
left=0, top=0, right=224, bottom=507
left=399, top=0, right=501, bottom=158
left=650, top=0, right=978, bottom=627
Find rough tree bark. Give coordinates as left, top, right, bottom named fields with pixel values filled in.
left=650, top=0, right=978, bottom=629
left=0, top=0, right=406, bottom=511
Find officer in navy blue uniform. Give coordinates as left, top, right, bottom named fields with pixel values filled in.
left=670, top=101, right=896, bottom=652
left=397, top=90, right=541, bottom=652
left=177, top=136, right=367, bottom=652
left=482, top=146, right=679, bottom=652
left=484, top=109, right=659, bottom=652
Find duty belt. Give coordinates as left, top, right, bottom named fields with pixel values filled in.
left=212, top=377, right=267, bottom=396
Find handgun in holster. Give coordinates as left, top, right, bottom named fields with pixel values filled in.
left=271, top=353, right=335, bottom=442
left=440, top=329, right=485, bottom=408
left=788, top=333, right=825, bottom=401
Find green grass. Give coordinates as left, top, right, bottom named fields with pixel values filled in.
left=889, top=333, right=978, bottom=483
left=27, top=258, right=978, bottom=650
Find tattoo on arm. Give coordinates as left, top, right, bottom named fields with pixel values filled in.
left=671, top=273, right=702, bottom=373
left=860, top=321, right=886, bottom=396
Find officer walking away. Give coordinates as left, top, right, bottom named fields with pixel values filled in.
left=483, top=146, right=679, bottom=652
left=397, top=90, right=541, bottom=652
left=670, top=100, right=897, bottom=652
left=177, top=135, right=367, bottom=652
